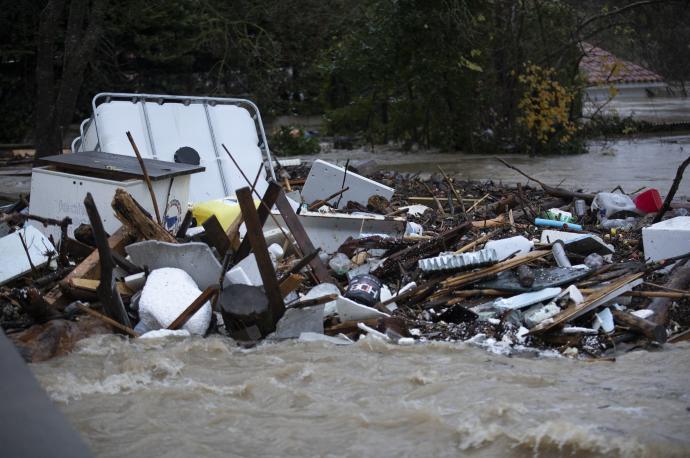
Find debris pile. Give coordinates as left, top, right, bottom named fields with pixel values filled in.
left=2, top=149, right=690, bottom=362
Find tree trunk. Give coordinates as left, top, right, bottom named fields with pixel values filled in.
left=35, top=0, right=109, bottom=159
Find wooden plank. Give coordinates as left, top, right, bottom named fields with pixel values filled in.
left=37, top=151, right=204, bottom=181
left=274, top=190, right=335, bottom=284
left=72, top=302, right=138, bottom=338
left=279, top=273, right=305, bottom=298
left=84, top=192, right=132, bottom=329
left=237, top=187, right=285, bottom=326
left=202, top=214, right=230, bottom=257
left=66, top=278, right=134, bottom=300
left=168, top=285, right=218, bottom=331
left=529, top=272, right=645, bottom=335
left=234, top=181, right=283, bottom=263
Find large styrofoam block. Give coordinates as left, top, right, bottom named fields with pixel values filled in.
left=0, top=225, right=55, bottom=286
left=29, top=167, right=190, bottom=240
left=301, top=159, right=394, bottom=209
left=139, top=268, right=211, bottom=335
left=642, top=216, right=690, bottom=262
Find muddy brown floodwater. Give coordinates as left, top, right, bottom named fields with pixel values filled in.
left=32, top=336, right=690, bottom=457
left=310, top=133, right=690, bottom=197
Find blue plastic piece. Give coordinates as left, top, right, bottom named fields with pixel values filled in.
left=534, top=218, right=583, bottom=231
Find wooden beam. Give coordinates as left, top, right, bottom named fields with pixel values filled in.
left=84, top=192, right=132, bottom=329
left=611, top=309, right=667, bottom=343
left=279, top=273, right=305, bottom=298
left=111, top=188, right=176, bottom=243
left=234, top=181, right=283, bottom=263
left=167, top=285, right=219, bottom=330
left=274, top=189, right=335, bottom=284
left=202, top=214, right=231, bottom=257
left=236, top=186, right=285, bottom=326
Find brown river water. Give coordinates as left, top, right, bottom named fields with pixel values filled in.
left=29, top=133, right=690, bottom=457
left=31, top=335, right=690, bottom=457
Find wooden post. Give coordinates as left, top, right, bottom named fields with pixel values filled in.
left=233, top=181, right=283, bottom=263
left=236, top=187, right=285, bottom=325
left=83, top=193, right=132, bottom=329
left=202, top=214, right=231, bottom=257
left=611, top=309, right=667, bottom=343
left=274, top=189, right=335, bottom=284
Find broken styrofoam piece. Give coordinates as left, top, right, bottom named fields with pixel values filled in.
left=492, top=287, right=562, bottom=310
left=298, top=332, right=353, bottom=345
left=0, top=225, right=55, bottom=286
left=562, top=326, right=598, bottom=335
left=485, top=236, right=533, bottom=261
left=418, top=248, right=498, bottom=272
left=631, top=309, right=654, bottom=320
left=124, top=272, right=147, bottom=292
left=126, top=241, right=221, bottom=290
left=523, top=302, right=561, bottom=328
left=301, top=159, right=395, bottom=209
left=384, top=281, right=417, bottom=312
left=397, top=337, right=415, bottom=345
left=271, top=305, right=325, bottom=339
left=303, top=283, right=340, bottom=316
left=593, top=307, right=614, bottom=333
left=268, top=243, right=284, bottom=261
left=642, top=216, right=690, bottom=262
left=540, top=230, right=614, bottom=255
left=336, top=295, right=389, bottom=321
left=139, top=268, right=212, bottom=335
left=139, top=329, right=191, bottom=339
left=236, top=254, right=271, bottom=287
left=225, top=266, right=253, bottom=286
left=589, top=278, right=643, bottom=311
left=399, top=204, right=431, bottom=217
left=357, top=322, right=391, bottom=341
left=557, top=284, right=584, bottom=305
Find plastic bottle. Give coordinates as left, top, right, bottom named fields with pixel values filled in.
left=591, top=192, right=638, bottom=220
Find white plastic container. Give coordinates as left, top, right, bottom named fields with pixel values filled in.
left=591, top=192, right=638, bottom=220
left=484, top=235, right=533, bottom=261
left=29, top=166, right=190, bottom=240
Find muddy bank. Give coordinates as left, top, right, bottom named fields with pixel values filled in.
left=32, top=335, right=690, bottom=457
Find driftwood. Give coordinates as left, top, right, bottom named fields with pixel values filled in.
left=497, top=158, right=596, bottom=202
left=611, top=309, right=667, bottom=343
left=652, top=154, right=690, bottom=223
left=111, top=188, right=176, bottom=243
left=647, top=260, right=690, bottom=325
left=126, top=131, right=162, bottom=225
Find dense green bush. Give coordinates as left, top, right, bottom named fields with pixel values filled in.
left=269, top=126, right=320, bottom=156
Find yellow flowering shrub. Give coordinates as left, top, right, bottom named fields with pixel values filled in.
left=517, top=64, right=577, bottom=145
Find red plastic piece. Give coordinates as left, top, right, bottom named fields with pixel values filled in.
left=634, top=189, right=663, bottom=213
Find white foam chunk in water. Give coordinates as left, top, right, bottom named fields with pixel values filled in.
left=139, top=268, right=212, bottom=336
left=139, top=329, right=191, bottom=339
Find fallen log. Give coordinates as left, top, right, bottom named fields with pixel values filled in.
left=111, top=188, right=176, bottom=243
left=647, top=260, right=690, bottom=325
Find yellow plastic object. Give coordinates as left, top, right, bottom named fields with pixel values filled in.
left=192, top=197, right=259, bottom=231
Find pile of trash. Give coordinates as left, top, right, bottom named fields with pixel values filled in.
left=1, top=154, right=690, bottom=362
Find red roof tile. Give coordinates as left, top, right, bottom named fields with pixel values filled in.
left=579, top=43, right=664, bottom=85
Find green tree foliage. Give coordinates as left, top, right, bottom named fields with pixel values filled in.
left=321, top=0, right=584, bottom=153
